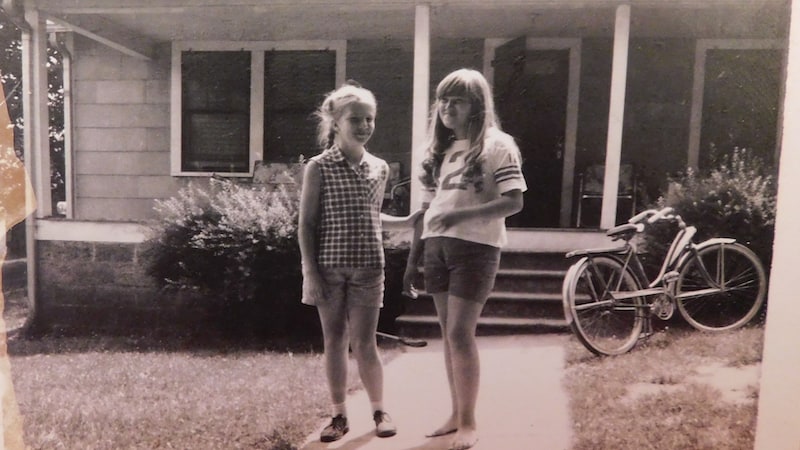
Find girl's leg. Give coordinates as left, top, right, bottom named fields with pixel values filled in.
left=444, top=295, right=484, bottom=450
left=349, top=304, right=397, bottom=438
left=428, top=292, right=459, bottom=437
left=317, top=302, right=350, bottom=410
left=347, top=305, right=383, bottom=406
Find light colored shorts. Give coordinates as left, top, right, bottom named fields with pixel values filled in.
left=423, top=237, right=501, bottom=304
left=302, top=267, right=385, bottom=308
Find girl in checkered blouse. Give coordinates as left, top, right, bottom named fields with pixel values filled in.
left=404, top=69, right=527, bottom=450
left=298, top=81, right=421, bottom=443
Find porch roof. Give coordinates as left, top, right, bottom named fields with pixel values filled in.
left=25, top=0, right=788, bottom=60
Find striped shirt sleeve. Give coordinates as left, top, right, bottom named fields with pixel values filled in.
left=491, top=137, right=527, bottom=194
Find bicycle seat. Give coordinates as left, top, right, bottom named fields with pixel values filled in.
left=606, top=223, right=643, bottom=241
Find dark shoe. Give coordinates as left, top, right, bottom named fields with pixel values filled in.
left=373, top=410, right=397, bottom=438
left=320, top=415, right=349, bottom=442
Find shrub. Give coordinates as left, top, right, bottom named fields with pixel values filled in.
left=144, top=176, right=308, bottom=337
left=641, top=147, right=776, bottom=277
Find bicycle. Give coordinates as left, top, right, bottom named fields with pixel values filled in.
left=561, top=206, right=766, bottom=356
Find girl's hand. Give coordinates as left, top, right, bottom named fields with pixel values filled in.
left=427, top=210, right=461, bottom=232
left=402, top=266, right=419, bottom=299
left=302, top=272, right=326, bottom=303
left=409, top=207, right=426, bottom=223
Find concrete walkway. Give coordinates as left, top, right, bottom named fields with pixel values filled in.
left=301, top=334, right=572, bottom=450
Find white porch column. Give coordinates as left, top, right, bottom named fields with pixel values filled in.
left=23, top=7, right=52, bottom=217
left=21, top=5, right=50, bottom=323
left=600, top=4, right=630, bottom=229
left=409, top=3, right=430, bottom=210
left=57, top=33, right=75, bottom=219
left=754, top=0, right=800, bottom=447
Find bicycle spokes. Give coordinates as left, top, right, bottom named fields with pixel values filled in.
left=564, top=257, right=644, bottom=356
left=675, top=243, right=766, bottom=331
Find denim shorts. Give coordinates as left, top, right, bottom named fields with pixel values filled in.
left=302, top=266, right=385, bottom=308
left=423, top=237, right=501, bottom=304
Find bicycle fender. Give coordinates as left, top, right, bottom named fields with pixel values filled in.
left=566, top=246, right=629, bottom=259
left=675, top=238, right=737, bottom=270
left=561, top=257, right=588, bottom=325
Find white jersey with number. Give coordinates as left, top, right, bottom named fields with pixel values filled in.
left=420, top=127, right=527, bottom=248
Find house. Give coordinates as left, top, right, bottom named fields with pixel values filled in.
left=2, top=0, right=788, bottom=330
left=6, top=1, right=800, bottom=446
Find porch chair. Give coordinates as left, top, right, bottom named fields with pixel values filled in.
left=575, top=163, right=636, bottom=227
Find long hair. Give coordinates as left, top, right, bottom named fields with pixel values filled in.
left=419, top=69, right=500, bottom=191
left=314, top=80, right=377, bottom=150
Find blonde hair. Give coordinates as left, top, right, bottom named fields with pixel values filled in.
left=314, top=81, right=377, bottom=149
left=420, top=69, right=500, bottom=190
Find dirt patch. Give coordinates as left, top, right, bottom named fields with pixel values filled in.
left=623, top=362, right=760, bottom=404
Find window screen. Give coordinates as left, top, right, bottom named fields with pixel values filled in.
left=181, top=51, right=251, bottom=173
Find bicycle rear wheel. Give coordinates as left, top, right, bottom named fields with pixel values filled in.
left=676, top=242, right=766, bottom=331
left=563, top=256, right=644, bottom=356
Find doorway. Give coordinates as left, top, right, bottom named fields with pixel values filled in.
left=492, top=38, right=576, bottom=228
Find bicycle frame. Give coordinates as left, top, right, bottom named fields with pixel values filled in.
left=568, top=222, right=737, bottom=312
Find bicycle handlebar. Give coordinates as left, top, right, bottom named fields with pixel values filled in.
left=628, top=209, right=657, bottom=224
left=647, top=206, right=674, bottom=223
left=627, top=207, right=681, bottom=228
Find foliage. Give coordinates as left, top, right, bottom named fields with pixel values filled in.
left=641, top=147, right=776, bottom=276
left=144, top=176, right=305, bottom=336
left=0, top=14, right=66, bottom=213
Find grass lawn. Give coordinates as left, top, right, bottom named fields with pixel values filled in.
left=564, top=323, right=764, bottom=450
left=2, top=293, right=401, bottom=450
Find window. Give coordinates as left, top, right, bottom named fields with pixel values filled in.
left=171, top=42, right=345, bottom=176
left=181, top=51, right=251, bottom=173
left=264, top=51, right=336, bottom=163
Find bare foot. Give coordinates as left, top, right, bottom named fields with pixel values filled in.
left=449, top=428, right=478, bottom=450
left=426, top=418, right=458, bottom=438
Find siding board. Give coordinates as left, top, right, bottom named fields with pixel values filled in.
left=77, top=175, right=181, bottom=199
left=76, top=151, right=169, bottom=175
left=76, top=104, right=169, bottom=128
left=76, top=198, right=159, bottom=221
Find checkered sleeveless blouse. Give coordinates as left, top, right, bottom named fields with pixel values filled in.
left=311, top=146, right=389, bottom=268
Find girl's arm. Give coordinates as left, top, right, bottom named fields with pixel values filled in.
left=380, top=208, right=425, bottom=230
left=402, top=207, right=426, bottom=296
left=298, top=161, right=322, bottom=281
left=429, top=189, right=523, bottom=230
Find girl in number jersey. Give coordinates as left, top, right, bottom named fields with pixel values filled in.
left=404, top=69, right=527, bottom=450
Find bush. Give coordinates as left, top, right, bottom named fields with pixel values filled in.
left=641, top=147, right=776, bottom=277
left=144, top=176, right=310, bottom=337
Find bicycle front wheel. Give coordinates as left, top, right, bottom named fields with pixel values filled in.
left=676, top=242, right=766, bottom=331
left=563, top=256, right=644, bottom=356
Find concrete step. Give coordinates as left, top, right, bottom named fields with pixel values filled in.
left=494, top=268, right=566, bottom=293
left=499, top=251, right=572, bottom=271
left=405, top=268, right=567, bottom=293
left=396, top=314, right=568, bottom=337
left=404, top=291, right=565, bottom=320
left=395, top=250, right=571, bottom=336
